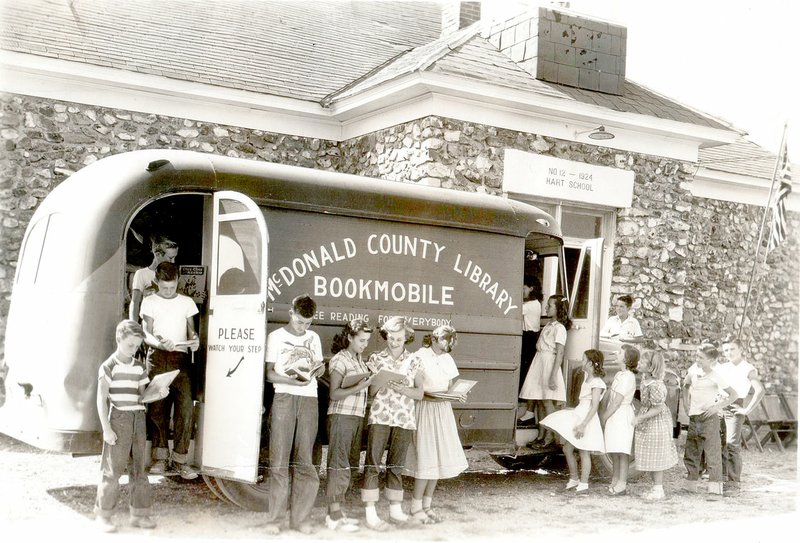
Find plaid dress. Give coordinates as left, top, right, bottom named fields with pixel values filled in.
left=634, top=379, right=678, bottom=471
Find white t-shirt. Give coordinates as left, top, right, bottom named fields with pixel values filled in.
left=415, top=347, right=459, bottom=394
left=266, top=327, right=323, bottom=398
left=140, top=293, right=198, bottom=352
left=685, top=364, right=730, bottom=415
left=522, top=299, right=541, bottom=332
left=717, top=360, right=757, bottom=399
left=600, top=315, right=643, bottom=340
left=131, top=267, right=157, bottom=297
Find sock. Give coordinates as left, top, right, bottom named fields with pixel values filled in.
left=410, top=498, right=423, bottom=513
left=576, top=482, right=589, bottom=491
left=422, top=496, right=433, bottom=510
left=565, top=478, right=579, bottom=489
left=389, top=502, right=407, bottom=520
left=365, top=505, right=380, bottom=524
left=328, top=505, right=343, bottom=520
left=519, top=410, right=535, bottom=421
left=653, top=485, right=664, bottom=493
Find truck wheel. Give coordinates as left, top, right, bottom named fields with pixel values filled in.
left=591, top=453, right=641, bottom=480
left=202, top=474, right=235, bottom=505
left=214, top=476, right=269, bottom=512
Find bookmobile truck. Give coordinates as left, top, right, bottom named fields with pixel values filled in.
left=0, top=150, right=679, bottom=510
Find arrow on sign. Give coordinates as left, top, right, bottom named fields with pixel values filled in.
left=226, top=356, right=245, bottom=377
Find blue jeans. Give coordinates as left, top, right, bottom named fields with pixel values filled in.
left=722, top=404, right=745, bottom=483
left=684, top=413, right=723, bottom=483
left=147, top=350, right=194, bottom=464
left=267, top=393, right=319, bottom=527
left=95, top=408, right=152, bottom=518
left=326, top=413, right=364, bottom=504
left=362, top=423, right=412, bottom=503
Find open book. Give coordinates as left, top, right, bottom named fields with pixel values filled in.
left=341, top=371, right=371, bottom=388
left=425, top=379, right=477, bottom=401
left=285, top=360, right=324, bottom=382
left=141, top=369, right=180, bottom=404
left=369, top=368, right=407, bottom=390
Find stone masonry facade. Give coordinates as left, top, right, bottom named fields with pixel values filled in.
left=1, top=93, right=797, bottom=392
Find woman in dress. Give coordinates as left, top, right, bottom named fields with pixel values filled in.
left=404, top=325, right=468, bottom=524
left=634, top=350, right=678, bottom=500
left=540, top=349, right=606, bottom=494
left=519, top=295, right=572, bottom=446
left=601, top=345, right=639, bottom=495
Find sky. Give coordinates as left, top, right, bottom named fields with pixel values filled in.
left=505, top=0, right=799, bottom=160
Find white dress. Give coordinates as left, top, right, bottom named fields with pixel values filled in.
left=540, top=376, right=606, bottom=453
left=603, top=370, right=636, bottom=454
left=519, top=321, right=567, bottom=402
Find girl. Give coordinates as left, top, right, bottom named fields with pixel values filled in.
left=361, top=316, right=423, bottom=531
left=633, top=350, right=678, bottom=501
left=601, top=345, right=639, bottom=495
left=518, top=276, right=543, bottom=395
left=540, top=349, right=606, bottom=494
left=519, top=295, right=572, bottom=446
left=405, top=325, right=468, bottom=524
left=325, top=319, right=374, bottom=532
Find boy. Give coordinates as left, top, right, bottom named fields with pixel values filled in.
left=140, top=261, right=200, bottom=479
left=129, top=234, right=179, bottom=322
left=264, top=294, right=324, bottom=535
left=94, top=320, right=159, bottom=533
left=600, top=295, right=643, bottom=343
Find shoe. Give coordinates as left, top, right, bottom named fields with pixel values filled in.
left=340, top=514, right=359, bottom=526
left=325, top=515, right=359, bottom=532
left=643, top=488, right=666, bottom=501
left=705, top=492, right=724, bottom=502
left=95, top=516, right=116, bottom=533
left=723, top=488, right=741, bottom=498
left=423, top=508, right=443, bottom=523
left=564, top=479, right=580, bottom=490
left=149, top=459, right=168, bottom=475
left=263, top=523, right=281, bottom=535
left=609, top=487, right=627, bottom=496
left=409, top=510, right=433, bottom=526
left=176, top=462, right=199, bottom=480
left=130, top=516, right=156, bottom=529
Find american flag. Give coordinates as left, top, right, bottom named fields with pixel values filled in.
left=768, top=131, right=792, bottom=251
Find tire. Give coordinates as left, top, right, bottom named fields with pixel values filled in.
left=202, top=474, right=235, bottom=505
left=591, top=452, right=641, bottom=480
left=214, top=476, right=269, bottom=512
left=490, top=445, right=566, bottom=471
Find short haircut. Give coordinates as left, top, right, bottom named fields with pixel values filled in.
left=722, top=335, right=743, bottom=349
left=617, top=295, right=634, bottom=308
left=155, top=261, right=179, bottom=282
left=698, top=342, right=719, bottom=360
left=151, top=235, right=178, bottom=257
left=331, top=318, right=373, bottom=354
left=292, top=294, right=316, bottom=318
left=116, top=319, right=145, bottom=343
left=379, top=316, right=415, bottom=343
left=432, top=324, right=457, bottom=342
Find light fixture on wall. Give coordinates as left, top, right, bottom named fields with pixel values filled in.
left=574, top=125, right=615, bottom=140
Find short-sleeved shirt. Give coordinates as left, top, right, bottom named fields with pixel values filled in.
left=98, top=354, right=149, bottom=411
left=686, top=365, right=730, bottom=415
left=536, top=321, right=567, bottom=354
left=139, top=293, right=198, bottom=352
left=523, top=300, right=541, bottom=333
left=610, top=369, right=636, bottom=405
left=327, top=349, right=370, bottom=417
left=600, top=315, right=643, bottom=340
left=131, top=267, right=157, bottom=297
left=717, top=360, right=757, bottom=399
left=414, top=347, right=459, bottom=394
left=366, top=348, right=421, bottom=429
left=266, top=327, right=323, bottom=398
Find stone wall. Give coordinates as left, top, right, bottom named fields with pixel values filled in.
left=1, top=95, right=798, bottom=392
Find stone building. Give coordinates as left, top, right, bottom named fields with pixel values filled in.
left=0, top=0, right=797, bottom=392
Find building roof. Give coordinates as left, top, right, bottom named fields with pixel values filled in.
left=698, top=139, right=793, bottom=181
left=0, top=0, right=444, bottom=101
left=1, top=0, right=733, bottom=133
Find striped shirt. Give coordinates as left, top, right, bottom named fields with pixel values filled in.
left=98, top=354, right=149, bottom=411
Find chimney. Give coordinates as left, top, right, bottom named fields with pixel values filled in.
left=484, top=6, right=627, bottom=95
left=441, top=1, right=481, bottom=37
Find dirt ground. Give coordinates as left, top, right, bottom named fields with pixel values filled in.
left=1, top=432, right=797, bottom=543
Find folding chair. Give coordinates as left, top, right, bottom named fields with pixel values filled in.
left=778, top=393, right=797, bottom=447
left=758, top=395, right=787, bottom=451
left=741, top=397, right=766, bottom=452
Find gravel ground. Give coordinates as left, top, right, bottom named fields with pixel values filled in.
left=1, top=432, right=797, bottom=543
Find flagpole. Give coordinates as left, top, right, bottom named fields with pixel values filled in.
left=737, top=123, right=789, bottom=340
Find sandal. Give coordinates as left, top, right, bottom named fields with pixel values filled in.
left=366, top=519, right=391, bottom=532
left=411, top=510, right=434, bottom=525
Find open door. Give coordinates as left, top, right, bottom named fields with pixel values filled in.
left=200, top=191, right=269, bottom=482
left=565, top=238, right=605, bottom=387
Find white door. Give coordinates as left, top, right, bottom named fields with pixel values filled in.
left=201, top=191, right=269, bottom=483
left=565, top=238, right=605, bottom=364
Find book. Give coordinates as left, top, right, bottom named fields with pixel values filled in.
left=426, top=379, right=477, bottom=401
left=141, top=369, right=180, bottom=404
left=285, top=360, right=325, bottom=382
left=369, top=368, right=407, bottom=390
left=341, top=371, right=371, bottom=388
left=178, top=265, right=206, bottom=303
